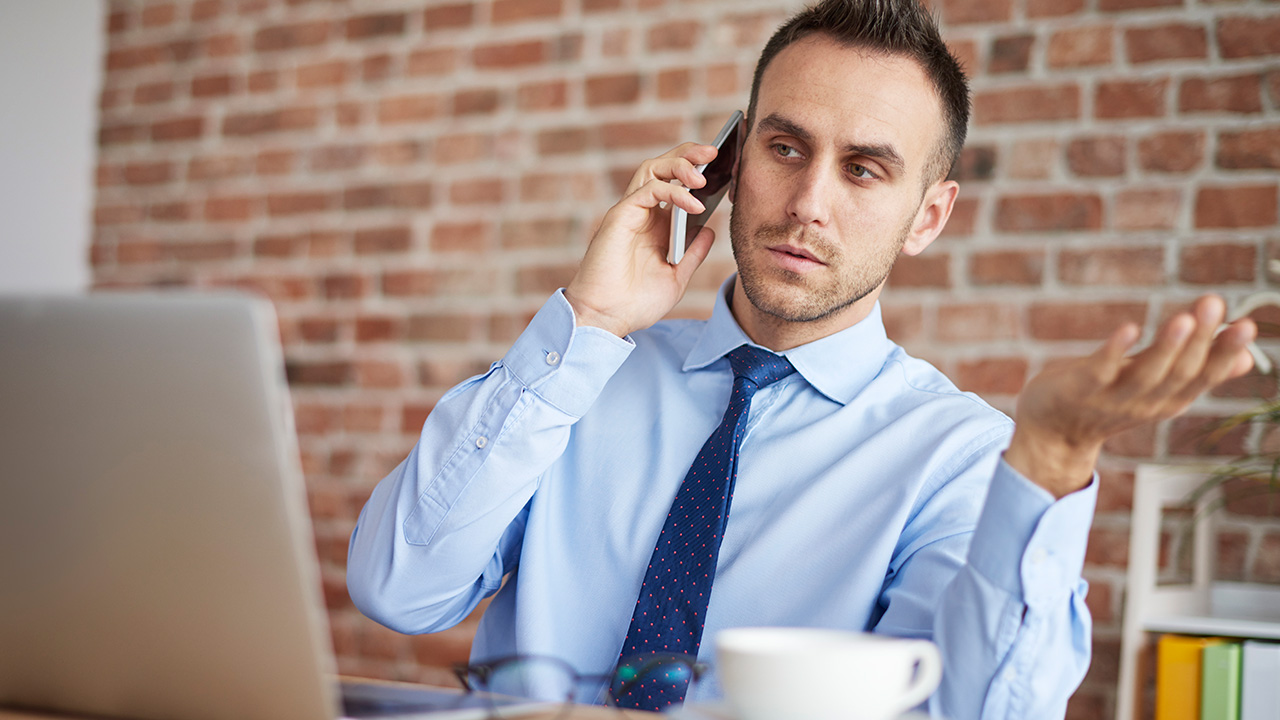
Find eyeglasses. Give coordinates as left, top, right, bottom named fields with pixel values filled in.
left=454, top=653, right=708, bottom=718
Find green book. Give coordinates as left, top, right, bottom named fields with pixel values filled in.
left=1202, top=641, right=1243, bottom=720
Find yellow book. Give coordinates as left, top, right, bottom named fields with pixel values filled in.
left=1156, top=634, right=1226, bottom=720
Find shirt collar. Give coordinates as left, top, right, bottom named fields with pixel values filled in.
left=683, top=275, right=897, bottom=405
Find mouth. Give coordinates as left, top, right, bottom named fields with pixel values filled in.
left=766, top=243, right=826, bottom=271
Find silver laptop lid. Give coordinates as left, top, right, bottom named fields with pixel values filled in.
left=0, top=293, right=338, bottom=720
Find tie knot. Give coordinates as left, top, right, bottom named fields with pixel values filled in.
left=726, top=345, right=795, bottom=389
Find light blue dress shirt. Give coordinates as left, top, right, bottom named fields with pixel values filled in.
left=347, top=277, right=1098, bottom=720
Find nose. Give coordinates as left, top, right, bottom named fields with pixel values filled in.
left=785, top=163, right=833, bottom=227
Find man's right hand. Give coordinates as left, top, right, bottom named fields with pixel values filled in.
left=563, top=142, right=720, bottom=338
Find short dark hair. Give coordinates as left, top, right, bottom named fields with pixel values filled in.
left=747, top=0, right=971, bottom=185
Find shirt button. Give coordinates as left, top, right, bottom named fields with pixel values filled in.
left=1030, top=547, right=1048, bottom=565
left=545, top=351, right=561, bottom=366
left=475, top=436, right=488, bottom=449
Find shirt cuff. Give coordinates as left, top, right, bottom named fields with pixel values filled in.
left=966, top=456, right=1098, bottom=607
left=502, top=289, right=635, bottom=418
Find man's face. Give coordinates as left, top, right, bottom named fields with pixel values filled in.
left=729, top=34, right=954, bottom=344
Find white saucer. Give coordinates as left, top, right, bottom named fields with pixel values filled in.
left=668, top=705, right=933, bottom=720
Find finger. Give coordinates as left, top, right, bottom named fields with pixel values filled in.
left=626, top=144, right=717, bottom=194
left=1112, top=312, right=1196, bottom=395
left=1153, top=296, right=1227, bottom=395
left=674, top=227, right=716, bottom=285
left=630, top=177, right=705, bottom=215
left=1091, top=322, right=1141, bottom=384
left=1165, top=317, right=1257, bottom=408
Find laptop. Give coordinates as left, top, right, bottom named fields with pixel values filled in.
left=0, top=293, right=550, bottom=720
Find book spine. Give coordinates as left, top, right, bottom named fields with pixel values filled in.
left=1202, top=642, right=1242, bottom=720
left=1241, top=641, right=1280, bottom=720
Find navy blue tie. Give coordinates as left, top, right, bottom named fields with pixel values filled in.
left=615, top=345, right=796, bottom=711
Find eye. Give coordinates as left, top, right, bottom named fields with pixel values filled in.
left=771, top=143, right=802, bottom=159
left=847, top=163, right=878, bottom=180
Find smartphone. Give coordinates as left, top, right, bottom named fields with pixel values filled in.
left=667, top=110, right=745, bottom=265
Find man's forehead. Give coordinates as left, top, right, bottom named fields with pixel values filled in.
left=754, top=35, right=944, bottom=170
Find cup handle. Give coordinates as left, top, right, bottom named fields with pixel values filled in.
left=895, top=641, right=943, bottom=714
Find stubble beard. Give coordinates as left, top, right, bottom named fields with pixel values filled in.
left=728, top=204, right=912, bottom=324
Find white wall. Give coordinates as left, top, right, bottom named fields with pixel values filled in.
left=0, top=0, right=105, bottom=293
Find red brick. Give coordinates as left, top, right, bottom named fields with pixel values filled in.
left=310, top=144, right=366, bottom=172
left=192, top=73, right=234, bottom=98
left=948, top=146, right=996, bottom=182
left=204, top=195, right=255, bottom=222
left=657, top=69, right=692, bottom=100
left=133, top=80, right=174, bottom=105
left=450, top=178, right=505, bottom=205
left=223, top=107, right=318, bottom=135
left=1085, top=527, right=1130, bottom=568
left=1027, top=0, right=1084, bottom=18
left=345, top=13, right=405, bottom=39
left=600, top=120, right=680, bottom=149
left=203, top=33, right=240, bottom=58
left=1217, top=15, right=1280, bottom=59
left=254, top=21, right=330, bottom=52
left=151, top=115, right=203, bottom=142
left=1008, top=139, right=1059, bottom=180
left=647, top=21, right=702, bottom=51
left=1179, top=243, right=1257, bottom=284
left=354, top=226, right=412, bottom=255
left=1098, top=0, right=1179, bottom=11
left=122, top=161, right=173, bottom=185
left=425, top=3, right=474, bottom=29
left=1125, top=23, right=1208, bottom=64
left=406, top=313, right=478, bottom=342
left=344, top=182, right=434, bottom=210
left=431, top=222, right=492, bottom=253
left=515, top=264, right=579, bottom=295
left=1169, top=414, right=1248, bottom=457
left=887, top=253, right=950, bottom=288
left=1103, top=423, right=1156, bottom=458
left=108, top=9, right=129, bottom=33
left=141, top=2, right=177, bottom=26
left=323, top=273, right=368, bottom=300
left=940, top=197, right=977, bottom=237
left=1059, top=247, right=1164, bottom=286
left=955, top=357, right=1028, bottom=395
left=969, top=250, right=1045, bottom=286
left=1029, top=302, right=1147, bottom=340
left=1217, top=127, right=1280, bottom=170
left=286, top=360, right=352, bottom=387
left=586, top=73, right=642, bottom=106
left=256, top=150, right=294, bottom=175
left=190, top=0, right=221, bottom=22
left=948, top=40, right=979, bottom=76
left=408, top=48, right=457, bottom=76
left=974, top=84, right=1080, bottom=125
left=517, top=80, right=568, bottom=111
left=356, top=361, right=405, bottom=389
left=1179, top=73, right=1263, bottom=114
left=434, top=133, right=491, bottom=165
left=1195, top=185, right=1278, bottom=228
left=500, top=218, right=575, bottom=249
left=1114, top=188, right=1181, bottom=231
left=938, top=0, right=1013, bottom=24
left=267, top=192, right=332, bottom=216
left=988, top=34, right=1034, bottom=74
left=936, top=303, right=1020, bottom=343
left=247, top=70, right=279, bottom=93
left=1095, top=79, right=1168, bottom=119
left=995, top=193, right=1103, bottom=233
left=881, top=303, right=923, bottom=343
left=297, top=60, right=347, bottom=89
left=106, top=43, right=167, bottom=71
left=1137, top=130, right=1205, bottom=174
left=473, top=40, right=546, bottom=69
left=1047, top=25, right=1113, bottom=68
left=492, top=0, right=562, bottom=23
left=149, top=201, right=194, bottom=222
left=1083, top=577, right=1115, bottom=626
left=378, top=94, right=442, bottom=124
left=1067, top=136, right=1126, bottom=177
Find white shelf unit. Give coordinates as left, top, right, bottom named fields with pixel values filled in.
left=1116, top=464, right=1280, bottom=720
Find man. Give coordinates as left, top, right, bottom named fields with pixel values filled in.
left=346, top=0, right=1257, bottom=717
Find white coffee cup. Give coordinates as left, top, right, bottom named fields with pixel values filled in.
left=715, top=627, right=942, bottom=720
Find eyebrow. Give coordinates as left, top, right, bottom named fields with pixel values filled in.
left=756, top=112, right=907, bottom=175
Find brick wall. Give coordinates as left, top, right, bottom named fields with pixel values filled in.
left=92, top=0, right=1280, bottom=717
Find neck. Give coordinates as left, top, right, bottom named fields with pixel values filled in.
left=728, top=276, right=883, bottom=351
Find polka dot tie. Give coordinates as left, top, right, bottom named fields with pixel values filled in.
left=615, top=345, right=796, bottom=711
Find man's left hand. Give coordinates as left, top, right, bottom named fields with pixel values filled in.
left=1006, top=295, right=1258, bottom=499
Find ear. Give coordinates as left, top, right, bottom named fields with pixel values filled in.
left=901, top=180, right=958, bottom=257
